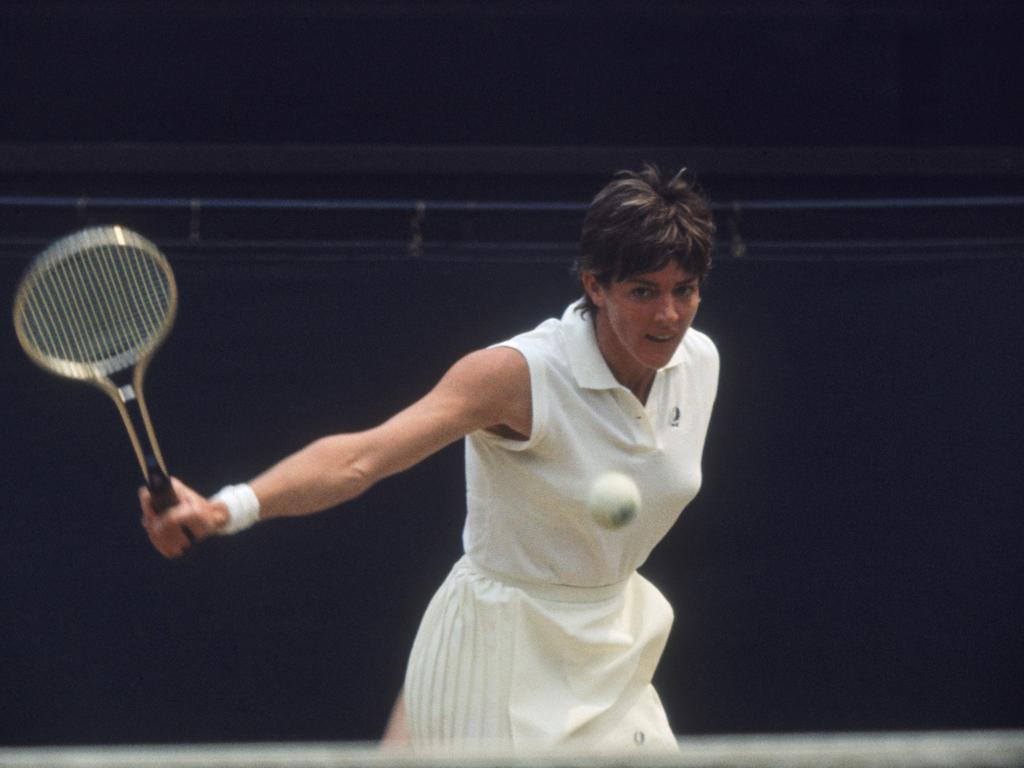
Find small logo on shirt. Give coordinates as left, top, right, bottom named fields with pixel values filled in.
left=670, top=406, right=681, bottom=427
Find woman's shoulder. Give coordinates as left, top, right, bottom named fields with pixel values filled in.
left=682, top=326, right=719, bottom=363
left=490, top=315, right=565, bottom=363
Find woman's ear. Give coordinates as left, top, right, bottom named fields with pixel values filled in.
left=581, top=271, right=606, bottom=309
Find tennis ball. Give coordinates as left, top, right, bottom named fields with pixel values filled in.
left=587, top=472, right=640, bottom=529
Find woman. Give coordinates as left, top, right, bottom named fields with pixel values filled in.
left=141, top=164, right=718, bottom=752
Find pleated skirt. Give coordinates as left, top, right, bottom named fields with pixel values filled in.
left=404, top=555, right=678, bottom=753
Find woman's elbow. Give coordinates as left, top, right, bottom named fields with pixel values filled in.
left=312, top=434, right=377, bottom=501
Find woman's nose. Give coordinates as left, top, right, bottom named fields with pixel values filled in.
left=656, top=296, right=681, bottom=323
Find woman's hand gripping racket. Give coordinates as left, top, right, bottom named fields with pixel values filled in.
left=13, top=225, right=184, bottom=522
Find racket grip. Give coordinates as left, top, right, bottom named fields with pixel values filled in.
left=146, top=458, right=179, bottom=513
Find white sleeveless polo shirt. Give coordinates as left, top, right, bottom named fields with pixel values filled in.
left=463, top=301, right=719, bottom=587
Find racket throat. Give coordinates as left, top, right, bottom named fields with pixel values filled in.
left=117, top=383, right=138, bottom=403
left=104, top=365, right=171, bottom=484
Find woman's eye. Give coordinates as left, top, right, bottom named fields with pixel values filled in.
left=631, top=287, right=653, bottom=298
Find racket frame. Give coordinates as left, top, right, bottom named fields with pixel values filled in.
left=13, top=225, right=179, bottom=506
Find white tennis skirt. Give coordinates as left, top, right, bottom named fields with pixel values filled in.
left=404, top=555, right=677, bottom=753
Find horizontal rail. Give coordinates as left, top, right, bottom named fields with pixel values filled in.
left=3, top=194, right=1024, bottom=214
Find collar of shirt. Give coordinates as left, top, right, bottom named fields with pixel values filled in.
left=560, top=300, right=690, bottom=392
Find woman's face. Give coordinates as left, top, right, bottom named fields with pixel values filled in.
left=583, top=261, right=701, bottom=389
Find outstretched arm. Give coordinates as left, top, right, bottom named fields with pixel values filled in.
left=141, top=346, right=530, bottom=558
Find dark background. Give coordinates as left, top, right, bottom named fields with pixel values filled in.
left=1, top=0, right=1023, bottom=745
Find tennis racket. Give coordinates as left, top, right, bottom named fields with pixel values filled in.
left=13, top=225, right=180, bottom=512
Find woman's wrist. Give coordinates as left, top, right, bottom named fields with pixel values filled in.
left=212, top=483, right=261, bottom=535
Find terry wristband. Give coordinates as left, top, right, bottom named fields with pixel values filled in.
left=213, top=483, right=261, bottom=535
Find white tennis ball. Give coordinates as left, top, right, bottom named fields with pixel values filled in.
left=587, top=471, right=640, bottom=529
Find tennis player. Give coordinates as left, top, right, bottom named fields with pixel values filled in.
left=141, top=164, right=718, bottom=752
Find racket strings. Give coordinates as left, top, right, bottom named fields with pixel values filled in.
left=18, top=240, right=174, bottom=374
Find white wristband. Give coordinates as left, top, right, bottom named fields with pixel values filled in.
left=212, top=483, right=261, bottom=535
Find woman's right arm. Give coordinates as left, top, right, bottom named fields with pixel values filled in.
left=140, top=346, right=531, bottom=558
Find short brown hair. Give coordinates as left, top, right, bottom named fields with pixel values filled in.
left=576, top=164, right=715, bottom=315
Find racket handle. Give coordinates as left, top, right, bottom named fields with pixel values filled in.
left=146, top=459, right=196, bottom=547
left=146, top=458, right=179, bottom=513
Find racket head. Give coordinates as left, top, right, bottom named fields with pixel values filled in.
left=13, top=225, right=178, bottom=382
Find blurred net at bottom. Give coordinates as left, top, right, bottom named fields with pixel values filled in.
left=2, top=732, right=1024, bottom=768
